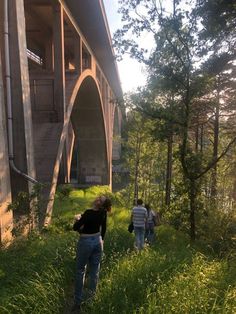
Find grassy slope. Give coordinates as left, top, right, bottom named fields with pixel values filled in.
left=0, top=188, right=235, bottom=314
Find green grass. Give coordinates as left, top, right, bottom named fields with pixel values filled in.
left=87, top=226, right=236, bottom=314
left=0, top=187, right=235, bottom=313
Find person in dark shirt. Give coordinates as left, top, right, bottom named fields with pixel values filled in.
left=72, top=196, right=111, bottom=312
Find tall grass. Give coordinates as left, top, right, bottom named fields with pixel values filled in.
left=0, top=187, right=235, bottom=313
left=87, top=226, right=236, bottom=314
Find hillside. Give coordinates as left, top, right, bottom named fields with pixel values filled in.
left=0, top=187, right=235, bottom=314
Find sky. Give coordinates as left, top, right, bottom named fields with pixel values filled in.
left=103, top=0, right=148, bottom=93
left=103, top=1, right=191, bottom=93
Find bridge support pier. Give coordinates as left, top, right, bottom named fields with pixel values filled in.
left=0, top=52, right=13, bottom=245
left=8, top=0, right=36, bottom=197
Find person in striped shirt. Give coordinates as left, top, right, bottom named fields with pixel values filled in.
left=131, top=199, right=147, bottom=250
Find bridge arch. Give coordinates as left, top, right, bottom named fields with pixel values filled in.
left=0, top=0, right=123, bottom=238
left=67, top=71, right=109, bottom=186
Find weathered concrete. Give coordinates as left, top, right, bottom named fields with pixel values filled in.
left=0, top=51, right=13, bottom=245
left=9, top=0, right=36, bottom=197
left=70, top=76, right=108, bottom=185
left=0, top=0, right=123, bottom=237
left=53, top=2, right=65, bottom=122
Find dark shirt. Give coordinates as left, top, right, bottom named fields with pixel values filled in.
left=73, top=209, right=107, bottom=240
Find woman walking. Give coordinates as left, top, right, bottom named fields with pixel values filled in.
left=72, top=196, right=111, bottom=312
left=145, top=203, right=157, bottom=245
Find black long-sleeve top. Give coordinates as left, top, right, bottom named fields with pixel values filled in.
left=73, top=209, right=107, bottom=240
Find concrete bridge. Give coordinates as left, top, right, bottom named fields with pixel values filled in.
left=0, top=0, right=123, bottom=244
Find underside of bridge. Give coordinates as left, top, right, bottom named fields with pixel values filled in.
left=0, top=0, right=123, bottom=243
left=70, top=76, right=109, bottom=186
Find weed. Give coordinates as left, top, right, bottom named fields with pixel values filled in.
left=1, top=187, right=235, bottom=314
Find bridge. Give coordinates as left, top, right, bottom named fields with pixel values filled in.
left=0, top=0, right=123, bottom=244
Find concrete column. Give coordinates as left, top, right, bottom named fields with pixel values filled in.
left=44, top=37, right=53, bottom=71
left=108, top=89, right=112, bottom=189
left=52, top=2, right=65, bottom=122
left=74, top=34, right=82, bottom=75
left=9, top=0, right=36, bottom=197
left=0, top=2, right=4, bottom=53
left=0, top=51, right=13, bottom=245
left=52, top=3, right=68, bottom=183
left=91, top=55, right=96, bottom=74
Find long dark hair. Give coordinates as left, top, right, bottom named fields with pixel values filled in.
left=145, top=203, right=150, bottom=213
left=102, top=198, right=112, bottom=212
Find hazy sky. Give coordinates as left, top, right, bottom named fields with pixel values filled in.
left=103, top=0, right=147, bottom=93
left=103, top=1, right=188, bottom=93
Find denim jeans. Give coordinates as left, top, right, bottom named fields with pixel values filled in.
left=134, top=226, right=145, bottom=250
left=74, top=235, right=103, bottom=305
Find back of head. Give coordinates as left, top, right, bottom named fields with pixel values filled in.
left=94, top=196, right=112, bottom=212
left=102, top=198, right=112, bottom=212
left=94, top=196, right=103, bottom=209
left=145, top=203, right=150, bottom=211
left=137, top=199, right=143, bottom=206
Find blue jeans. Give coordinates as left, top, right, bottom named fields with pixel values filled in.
left=75, top=235, right=103, bottom=305
left=134, top=226, right=145, bottom=250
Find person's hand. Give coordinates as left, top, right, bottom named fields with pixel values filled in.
left=74, top=214, right=81, bottom=220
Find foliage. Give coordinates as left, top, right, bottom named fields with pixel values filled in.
left=1, top=189, right=235, bottom=313
left=114, top=0, right=236, bottom=240
left=197, top=203, right=236, bottom=255
left=56, top=184, right=74, bottom=200
left=7, top=183, right=45, bottom=237
left=87, top=226, right=236, bottom=314
left=194, top=0, right=236, bottom=52
left=121, top=110, right=167, bottom=205
left=82, top=185, right=111, bottom=197
left=0, top=189, right=236, bottom=314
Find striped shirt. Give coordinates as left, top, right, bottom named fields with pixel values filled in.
left=132, top=206, right=147, bottom=228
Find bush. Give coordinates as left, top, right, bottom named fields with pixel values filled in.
left=56, top=184, right=73, bottom=200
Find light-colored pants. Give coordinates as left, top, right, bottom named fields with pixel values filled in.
left=134, top=226, right=145, bottom=250
left=75, top=235, right=103, bottom=305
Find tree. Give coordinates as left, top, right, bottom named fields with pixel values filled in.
left=114, top=0, right=236, bottom=240
left=123, top=109, right=162, bottom=205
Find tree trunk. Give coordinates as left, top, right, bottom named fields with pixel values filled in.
left=211, top=83, right=220, bottom=199
left=195, top=115, right=199, bottom=152
left=189, top=179, right=196, bottom=241
left=146, top=161, right=153, bottom=203
left=231, top=160, right=236, bottom=204
left=134, top=134, right=141, bottom=204
left=200, top=125, right=204, bottom=153
left=165, top=133, right=173, bottom=206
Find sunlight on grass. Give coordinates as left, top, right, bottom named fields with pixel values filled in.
left=0, top=187, right=235, bottom=314
left=115, top=208, right=130, bottom=220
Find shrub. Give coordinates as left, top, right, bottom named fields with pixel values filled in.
left=56, top=184, right=73, bottom=200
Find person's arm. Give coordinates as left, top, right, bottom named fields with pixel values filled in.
left=101, top=212, right=107, bottom=240
left=145, top=208, right=148, bottom=222
left=152, top=210, right=159, bottom=226
left=131, top=208, right=134, bottom=222
left=73, top=211, right=86, bottom=231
